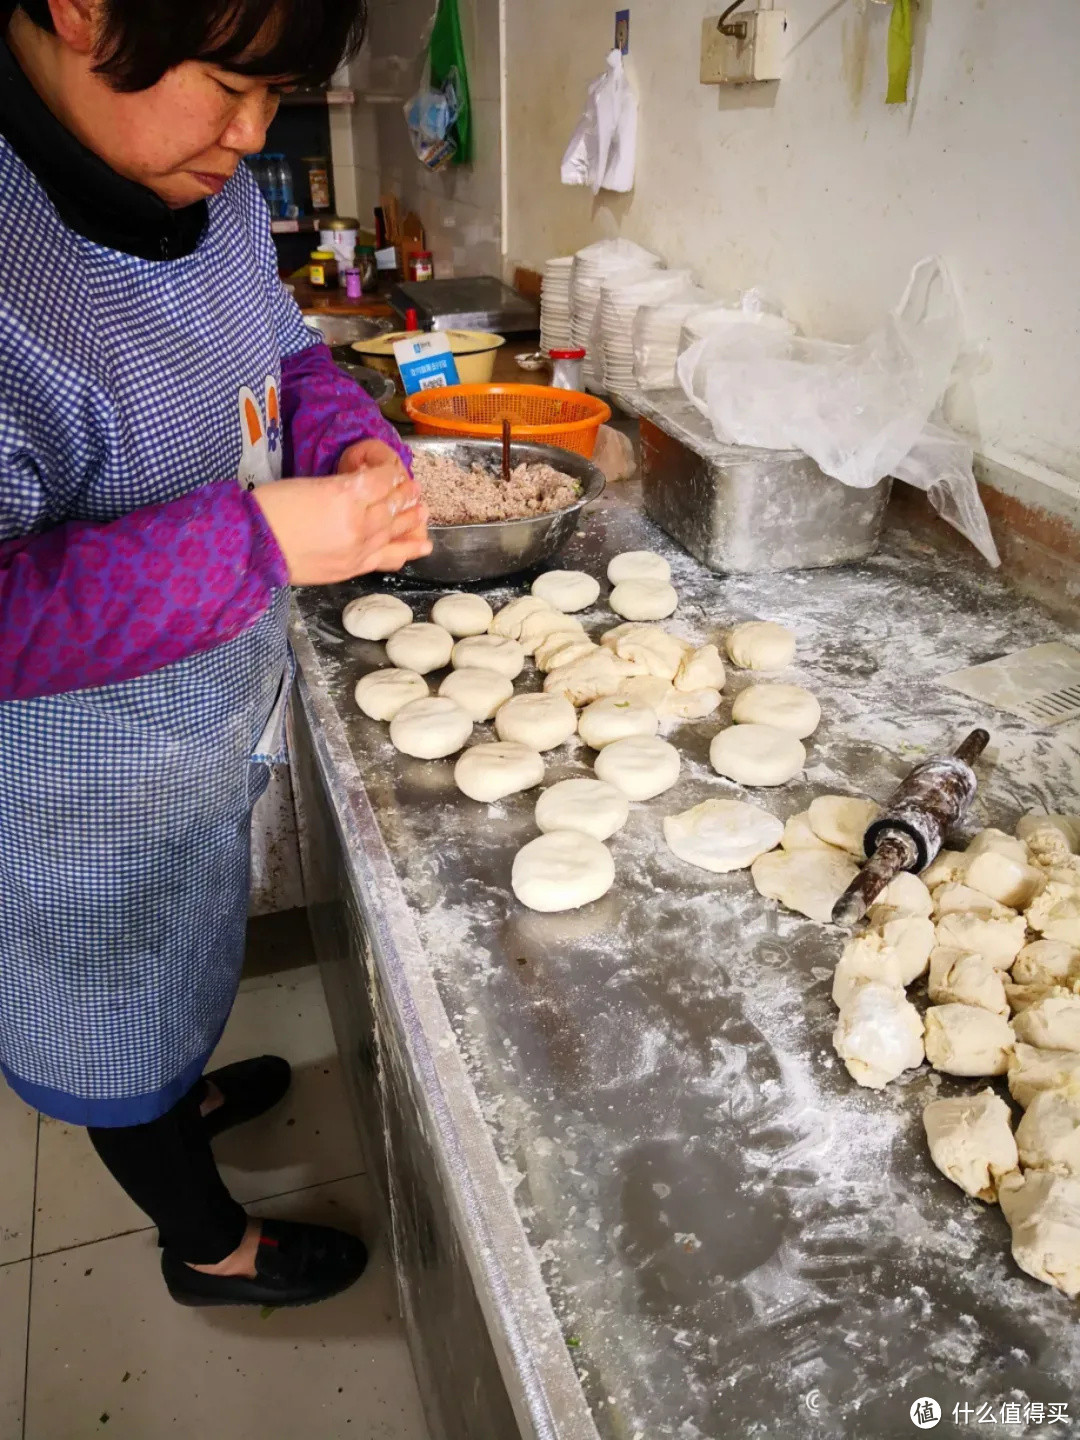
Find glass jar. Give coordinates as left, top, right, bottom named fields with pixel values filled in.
left=308, top=249, right=339, bottom=289
left=408, top=250, right=434, bottom=283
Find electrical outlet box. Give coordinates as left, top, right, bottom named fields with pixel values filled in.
left=700, top=11, right=788, bottom=85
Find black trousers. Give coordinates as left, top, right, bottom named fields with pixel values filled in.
left=88, top=1078, right=248, bottom=1264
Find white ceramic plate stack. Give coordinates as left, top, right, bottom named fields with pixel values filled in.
left=539, top=256, right=575, bottom=354
left=596, top=270, right=697, bottom=395
left=632, top=296, right=713, bottom=390
left=569, top=239, right=664, bottom=392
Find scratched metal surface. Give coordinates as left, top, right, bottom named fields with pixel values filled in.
left=294, top=481, right=1080, bottom=1440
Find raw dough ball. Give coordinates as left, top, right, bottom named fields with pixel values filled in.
left=923, top=1089, right=1018, bottom=1202
left=921, top=849, right=969, bottom=888
left=932, top=883, right=1013, bottom=920
left=454, top=742, right=544, bottom=803
left=609, top=579, right=679, bottom=622
left=534, top=634, right=597, bottom=674
left=875, top=915, right=935, bottom=983
left=924, top=1004, right=1014, bottom=1076
left=868, top=871, right=933, bottom=921
left=438, top=668, right=514, bottom=722
left=489, top=595, right=551, bottom=640
left=385, top=622, right=455, bottom=675
left=531, top=570, right=600, bottom=613
left=602, top=623, right=688, bottom=679
left=832, top=920, right=934, bottom=1005
left=751, top=848, right=859, bottom=924
left=1013, top=940, right=1080, bottom=988
left=430, top=592, right=493, bottom=638
left=451, top=634, right=525, bottom=679
left=709, top=725, right=806, bottom=787
left=354, top=668, right=429, bottom=721
left=967, top=827, right=1029, bottom=865
left=999, top=1170, right=1080, bottom=1297
left=807, top=795, right=882, bottom=858
left=674, top=644, right=726, bottom=694
left=607, top=550, right=671, bottom=585
left=1012, top=994, right=1080, bottom=1053
left=1009, top=1044, right=1080, bottom=1109
left=512, top=831, right=615, bottom=912
left=725, top=621, right=796, bottom=672
left=1016, top=1089, right=1080, bottom=1177
left=342, top=593, right=413, bottom=640
left=389, top=695, right=472, bottom=759
left=664, top=799, right=783, bottom=874
left=535, top=778, right=629, bottom=842
left=594, top=736, right=681, bottom=801
left=1005, top=981, right=1068, bottom=1015
left=964, top=849, right=1046, bottom=910
left=662, top=687, right=722, bottom=720
left=544, top=650, right=635, bottom=707
left=928, top=947, right=1009, bottom=1016
left=780, top=811, right=845, bottom=855
left=832, top=981, right=925, bottom=1090
left=1018, top=812, right=1079, bottom=868
left=1026, top=880, right=1080, bottom=945
left=518, top=608, right=584, bottom=657
left=578, top=696, right=660, bottom=750
left=935, top=912, right=1027, bottom=968
left=732, top=683, right=821, bottom=739
left=494, top=693, right=577, bottom=751
left=618, top=675, right=675, bottom=711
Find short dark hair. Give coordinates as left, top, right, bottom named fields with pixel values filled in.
left=18, top=0, right=367, bottom=92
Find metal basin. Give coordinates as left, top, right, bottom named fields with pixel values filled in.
left=333, top=358, right=397, bottom=410
left=301, top=313, right=393, bottom=348
left=401, top=437, right=606, bottom=584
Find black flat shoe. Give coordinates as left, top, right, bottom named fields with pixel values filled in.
left=162, top=1220, right=369, bottom=1308
left=201, top=1055, right=292, bottom=1139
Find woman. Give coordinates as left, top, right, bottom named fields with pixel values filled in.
left=0, top=0, right=431, bottom=1308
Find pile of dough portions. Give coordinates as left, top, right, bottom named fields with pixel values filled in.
left=830, top=809, right=1080, bottom=1297
left=343, top=560, right=813, bottom=915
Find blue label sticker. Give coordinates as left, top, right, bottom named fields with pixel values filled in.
left=392, top=333, right=461, bottom=395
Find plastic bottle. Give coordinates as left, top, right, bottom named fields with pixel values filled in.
left=276, top=156, right=297, bottom=220
left=264, top=153, right=284, bottom=218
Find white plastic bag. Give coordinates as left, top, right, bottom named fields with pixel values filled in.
left=631, top=293, right=713, bottom=390
left=676, top=258, right=999, bottom=563
left=560, top=49, right=637, bottom=195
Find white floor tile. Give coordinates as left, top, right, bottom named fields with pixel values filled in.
left=25, top=1177, right=428, bottom=1440
left=34, top=1118, right=149, bottom=1258
left=0, top=1079, right=37, bottom=1265
left=0, top=1260, right=29, bottom=1440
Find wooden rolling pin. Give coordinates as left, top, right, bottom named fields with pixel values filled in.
left=831, top=728, right=991, bottom=927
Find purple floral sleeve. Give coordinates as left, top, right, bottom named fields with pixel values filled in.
left=0, top=482, right=287, bottom=702
left=280, top=342, right=412, bottom=477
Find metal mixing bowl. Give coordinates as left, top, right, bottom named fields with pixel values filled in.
left=401, top=436, right=606, bottom=584
left=333, top=357, right=397, bottom=410
left=301, top=313, right=393, bottom=348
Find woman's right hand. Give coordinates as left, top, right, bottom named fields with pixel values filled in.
left=253, top=461, right=432, bottom=585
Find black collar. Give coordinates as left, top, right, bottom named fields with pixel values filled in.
left=0, top=36, right=207, bottom=261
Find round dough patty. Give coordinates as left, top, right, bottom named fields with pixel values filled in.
left=389, top=696, right=472, bottom=759
left=725, top=621, right=796, bottom=671
left=342, top=593, right=413, bottom=641
left=512, top=831, right=615, bottom=912
left=709, top=724, right=806, bottom=786
left=578, top=695, right=659, bottom=750
left=431, top=592, right=494, bottom=637
left=594, top=735, right=681, bottom=801
left=454, top=742, right=544, bottom=803
left=385, top=622, right=455, bottom=675
left=438, top=668, right=514, bottom=722
left=451, top=634, right=525, bottom=679
left=354, top=667, right=429, bottom=721
left=664, top=798, right=783, bottom=874
left=732, top=683, right=820, bottom=738
left=494, top=693, right=577, bottom=751
left=534, top=779, right=629, bottom=841
left=531, top=570, right=601, bottom=613
left=607, top=550, right=671, bottom=585
left=609, top=579, right=678, bottom=622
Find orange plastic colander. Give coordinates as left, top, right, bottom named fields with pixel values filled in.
left=403, top=383, right=611, bottom=458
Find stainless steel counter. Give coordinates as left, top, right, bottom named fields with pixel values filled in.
left=291, top=481, right=1080, bottom=1440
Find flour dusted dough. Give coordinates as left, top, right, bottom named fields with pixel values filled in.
left=385, top=623, right=455, bottom=674
left=430, top=592, right=493, bottom=638
left=731, top=683, right=821, bottom=739
left=868, top=871, right=934, bottom=920
left=725, top=621, right=796, bottom=671
left=877, top=915, right=935, bottom=983
left=663, top=799, right=783, bottom=875
left=354, top=668, right=429, bottom=721
left=935, top=912, right=1027, bottom=968
left=709, top=725, right=805, bottom=787
left=999, top=1170, right=1080, bottom=1297
left=512, top=831, right=615, bottom=912
left=923, top=1089, right=1018, bottom=1202
left=601, top=623, right=688, bottom=679
left=1016, top=1090, right=1080, bottom=1177
left=544, top=649, right=635, bottom=707
left=1012, top=940, right=1080, bottom=988
left=389, top=696, right=472, bottom=759
left=1026, top=879, right=1080, bottom=946
left=489, top=595, right=551, bottom=640
left=964, top=849, right=1046, bottom=910
left=832, top=934, right=908, bottom=1008
left=594, top=736, right=681, bottom=801
left=932, top=883, right=1013, bottom=920
left=607, top=550, right=671, bottom=585
left=663, top=688, right=722, bottom=720
left=494, top=693, right=577, bottom=751
left=618, top=675, right=674, bottom=711
left=751, top=848, right=859, bottom=924
left=534, top=634, right=597, bottom=674
left=578, top=695, right=659, bottom=749
left=438, top=668, right=514, bottom=722
left=924, top=1004, right=1014, bottom=1077
left=535, top=778, right=629, bottom=842
left=451, top=634, right=525, bottom=679
left=967, top=828, right=1029, bottom=865
left=927, top=947, right=1009, bottom=1016
left=780, top=811, right=845, bottom=855
left=343, top=593, right=413, bottom=640
left=674, top=644, right=726, bottom=694
left=1009, top=1044, right=1080, bottom=1109
left=807, top=795, right=882, bottom=858
left=454, top=742, right=544, bottom=803
left=1017, top=812, right=1079, bottom=867
left=832, top=982, right=925, bottom=1090
left=921, top=849, right=969, bottom=888
left=531, top=570, right=600, bottom=613
left=1012, top=994, right=1080, bottom=1053
left=518, top=608, right=585, bottom=657
left=609, top=579, right=678, bottom=622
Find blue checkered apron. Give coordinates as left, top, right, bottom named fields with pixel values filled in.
left=0, top=144, right=315, bottom=1125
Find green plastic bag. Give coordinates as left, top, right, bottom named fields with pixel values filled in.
left=429, top=0, right=472, bottom=165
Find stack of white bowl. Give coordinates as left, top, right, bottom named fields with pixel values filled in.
left=632, top=295, right=714, bottom=390
left=539, top=256, right=574, bottom=354
left=596, top=270, right=698, bottom=394
left=569, top=239, right=664, bottom=391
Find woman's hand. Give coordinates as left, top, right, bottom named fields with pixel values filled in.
left=253, top=450, right=431, bottom=585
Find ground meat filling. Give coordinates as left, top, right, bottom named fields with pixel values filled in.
left=413, top=453, right=580, bottom=525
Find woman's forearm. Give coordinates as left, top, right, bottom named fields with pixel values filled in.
left=280, top=342, right=412, bottom=478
